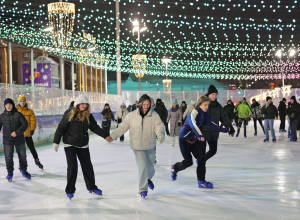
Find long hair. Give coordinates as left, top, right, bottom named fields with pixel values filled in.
left=68, top=104, right=91, bottom=124
left=197, top=96, right=210, bottom=106
left=105, top=107, right=113, bottom=119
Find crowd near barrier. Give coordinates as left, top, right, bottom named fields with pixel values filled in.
left=0, top=83, right=123, bottom=153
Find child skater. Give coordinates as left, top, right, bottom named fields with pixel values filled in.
left=171, top=96, right=230, bottom=188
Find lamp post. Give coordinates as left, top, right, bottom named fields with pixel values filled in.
left=162, top=58, right=172, bottom=94
left=132, top=20, right=147, bottom=91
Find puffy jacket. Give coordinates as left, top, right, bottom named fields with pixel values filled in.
left=16, top=104, right=36, bottom=137
left=201, top=100, right=234, bottom=142
left=286, top=101, right=300, bottom=120
left=154, top=103, right=167, bottom=122
left=250, top=102, right=263, bottom=119
left=54, top=108, right=108, bottom=147
left=223, top=103, right=235, bottom=121
left=179, top=107, right=229, bottom=141
left=0, top=107, right=28, bottom=145
left=183, top=103, right=196, bottom=119
left=278, top=101, right=287, bottom=117
left=237, top=103, right=253, bottom=119
left=110, top=108, right=165, bottom=151
left=261, top=103, right=278, bottom=119
left=115, top=107, right=129, bottom=124
left=167, top=106, right=183, bottom=136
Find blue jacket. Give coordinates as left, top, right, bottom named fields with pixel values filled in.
left=179, top=107, right=230, bottom=141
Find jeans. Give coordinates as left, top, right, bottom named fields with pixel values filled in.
left=133, top=149, right=155, bottom=193
left=291, top=119, right=299, bottom=140
left=25, top=136, right=39, bottom=160
left=253, top=118, right=265, bottom=133
left=174, top=138, right=206, bottom=181
left=4, top=144, right=27, bottom=172
left=264, top=119, right=276, bottom=140
left=205, top=140, right=218, bottom=161
left=64, top=147, right=98, bottom=194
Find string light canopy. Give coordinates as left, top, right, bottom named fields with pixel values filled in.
left=162, top=58, right=172, bottom=94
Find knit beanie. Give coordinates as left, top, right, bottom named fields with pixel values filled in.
left=291, top=96, right=296, bottom=101
left=4, top=98, right=15, bottom=107
left=206, top=85, right=218, bottom=96
left=104, top=103, right=110, bottom=107
left=181, top=101, right=186, bottom=105
left=282, top=98, right=286, bottom=101
left=139, top=94, right=151, bottom=104
left=172, top=99, right=178, bottom=105
left=18, top=96, right=26, bottom=103
left=252, top=98, right=256, bottom=102
left=156, top=98, right=162, bottom=103
left=266, top=96, right=272, bottom=101
left=242, top=97, right=246, bottom=102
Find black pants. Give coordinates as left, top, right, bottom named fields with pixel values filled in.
left=174, top=138, right=206, bottom=181
left=64, top=147, right=98, bottom=194
left=4, top=144, right=27, bottom=172
left=253, top=118, right=265, bottom=133
left=25, top=136, right=39, bottom=160
left=120, top=134, right=124, bottom=141
left=164, top=122, right=170, bottom=135
left=291, top=119, right=298, bottom=140
left=279, top=116, right=286, bottom=130
left=205, top=140, right=218, bottom=162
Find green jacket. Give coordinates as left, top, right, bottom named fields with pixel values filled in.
left=237, top=103, right=252, bottom=119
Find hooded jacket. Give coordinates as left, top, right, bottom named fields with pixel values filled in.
left=250, top=102, right=263, bottom=119
left=0, top=102, right=28, bottom=145
left=286, top=100, right=300, bottom=120
left=154, top=101, right=168, bottom=122
left=110, top=108, right=165, bottom=151
left=261, top=102, right=278, bottom=119
left=223, top=100, right=235, bottom=120
left=237, top=103, right=253, bottom=119
left=179, top=107, right=229, bottom=141
left=16, top=104, right=36, bottom=137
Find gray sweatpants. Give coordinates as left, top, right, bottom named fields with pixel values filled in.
left=133, top=148, right=155, bottom=193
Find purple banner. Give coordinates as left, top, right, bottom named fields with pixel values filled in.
left=22, top=63, right=52, bottom=88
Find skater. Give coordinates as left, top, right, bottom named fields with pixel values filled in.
left=154, top=99, right=167, bottom=124
left=38, top=119, right=43, bottom=134
left=261, top=97, right=278, bottom=143
left=221, top=100, right=235, bottom=127
left=16, top=96, right=43, bottom=170
left=278, top=98, right=287, bottom=132
left=114, top=103, right=129, bottom=142
left=53, top=94, right=110, bottom=199
left=167, top=99, right=183, bottom=147
left=161, top=102, right=170, bottom=135
left=131, top=101, right=139, bottom=111
left=0, top=98, right=31, bottom=182
left=250, top=98, right=265, bottom=136
left=233, top=102, right=241, bottom=126
left=180, top=101, right=187, bottom=125
left=183, top=100, right=196, bottom=120
left=236, top=97, right=252, bottom=138
left=201, top=85, right=235, bottom=162
left=101, top=103, right=115, bottom=135
left=286, top=96, right=300, bottom=142
left=108, top=94, right=165, bottom=198
left=171, top=96, right=230, bottom=188
left=150, top=98, right=155, bottom=109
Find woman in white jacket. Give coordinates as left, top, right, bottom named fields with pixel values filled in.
left=109, top=94, right=165, bottom=198
left=183, top=100, right=196, bottom=120
left=114, top=103, right=129, bottom=142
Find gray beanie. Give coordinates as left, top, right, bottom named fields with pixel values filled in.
left=172, top=99, right=178, bottom=105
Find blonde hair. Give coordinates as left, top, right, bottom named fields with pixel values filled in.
left=68, top=104, right=91, bottom=124
left=197, top=96, right=210, bottom=106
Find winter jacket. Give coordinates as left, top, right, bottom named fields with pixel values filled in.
left=250, top=102, right=263, bottom=119
left=286, top=101, right=300, bottom=120
left=278, top=101, right=287, bottom=117
left=167, top=106, right=183, bottom=136
left=154, top=103, right=167, bottom=122
left=179, top=107, right=229, bottom=141
left=0, top=107, right=28, bottom=145
left=101, top=108, right=115, bottom=128
left=237, top=103, right=253, bottom=119
left=131, top=104, right=138, bottom=112
left=200, top=100, right=234, bottom=142
left=223, top=103, right=235, bottom=121
left=183, top=103, right=196, bottom=119
left=110, top=108, right=165, bottom=151
left=16, top=104, right=36, bottom=137
left=261, top=103, right=279, bottom=119
left=115, top=107, right=129, bottom=124
left=54, top=108, right=108, bottom=147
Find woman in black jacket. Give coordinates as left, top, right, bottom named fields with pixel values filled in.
left=53, top=95, right=110, bottom=200
left=101, top=103, right=115, bottom=135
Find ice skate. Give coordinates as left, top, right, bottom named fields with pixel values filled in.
left=6, top=171, right=13, bottom=182
left=263, top=139, right=269, bottom=142
left=148, top=179, right=154, bottom=190
left=21, top=170, right=31, bottom=180
left=254, top=132, right=257, bottom=136
left=67, top=193, right=74, bottom=200
left=140, top=192, right=147, bottom=199
left=198, top=180, right=213, bottom=189
left=272, top=139, right=276, bottom=143
left=171, top=165, right=177, bottom=181
left=35, top=159, right=43, bottom=170
left=89, top=189, right=102, bottom=195
left=290, top=139, right=297, bottom=142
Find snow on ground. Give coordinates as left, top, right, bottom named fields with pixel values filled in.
left=0, top=120, right=299, bottom=220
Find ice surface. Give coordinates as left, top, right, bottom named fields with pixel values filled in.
left=0, top=120, right=299, bottom=220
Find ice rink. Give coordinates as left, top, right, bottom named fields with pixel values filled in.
left=0, top=120, right=299, bottom=220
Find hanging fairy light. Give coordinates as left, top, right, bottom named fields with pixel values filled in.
left=132, top=54, right=147, bottom=78
left=162, top=58, right=172, bottom=94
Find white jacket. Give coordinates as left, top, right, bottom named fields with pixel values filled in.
left=115, top=107, right=129, bottom=124
left=110, top=108, right=165, bottom=151
left=183, top=103, right=196, bottom=118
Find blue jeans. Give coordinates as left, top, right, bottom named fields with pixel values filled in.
left=264, top=119, right=276, bottom=140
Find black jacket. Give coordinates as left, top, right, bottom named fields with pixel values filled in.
left=261, top=103, right=278, bottom=119
left=223, top=103, right=235, bottom=120
left=250, top=102, right=263, bottom=119
left=101, top=108, right=115, bottom=128
left=54, top=108, right=108, bottom=147
left=278, top=101, right=287, bottom=117
left=154, top=103, right=167, bottom=122
left=0, top=107, right=28, bottom=145
left=131, top=104, right=138, bottom=111
left=287, top=101, right=300, bottom=120
left=200, top=100, right=234, bottom=141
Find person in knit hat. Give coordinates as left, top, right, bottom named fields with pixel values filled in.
left=101, top=103, right=115, bottom=135
left=167, top=98, right=183, bottom=146
left=0, top=98, right=31, bottom=181
left=114, top=103, right=129, bottom=142
left=286, top=96, right=300, bottom=141
left=250, top=98, right=265, bottom=136
left=53, top=94, right=110, bottom=200
left=261, top=96, right=278, bottom=142
left=278, top=98, right=287, bottom=132
left=108, top=94, right=165, bottom=199
left=16, top=96, right=43, bottom=170
left=180, top=101, right=187, bottom=125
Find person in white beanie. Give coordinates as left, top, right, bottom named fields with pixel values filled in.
left=183, top=100, right=196, bottom=120
left=53, top=94, right=111, bottom=200
left=107, top=94, right=165, bottom=199
left=167, top=99, right=183, bottom=147
left=114, top=103, right=129, bottom=142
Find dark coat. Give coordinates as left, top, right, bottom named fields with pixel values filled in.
left=250, top=102, right=263, bottom=119
left=201, top=100, right=234, bottom=141
left=101, top=108, right=115, bottom=128
left=278, top=101, right=287, bottom=117
left=131, top=104, right=138, bottom=111
left=287, top=101, right=300, bottom=120
left=154, top=103, right=167, bottom=122
left=223, top=103, right=235, bottom=121
left=0, top=107, right=28, bottom=145
left=261, top=103, right=278, bottom=119
left=54, top=108, right=108, bottom=147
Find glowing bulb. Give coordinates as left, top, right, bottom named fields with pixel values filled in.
left=275, top=50, right=282, bottom=58
left=289, top=49, right=296, bottom=57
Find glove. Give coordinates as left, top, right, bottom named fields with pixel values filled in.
left=53, top=143, right=59, bottom=152
left=158, top=136, right=165, bottom=144
left=30, top=130, right=34, bottom=136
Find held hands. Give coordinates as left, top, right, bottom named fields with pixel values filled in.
left=105, top=136, right=113, bottom=142
left=158, top=136, right=165, bottom=144
left=11, top=132, right=17, bottom=137
left=198, top=137, right=205, bottom=141
left=53, top=143, right=59, bottom=152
